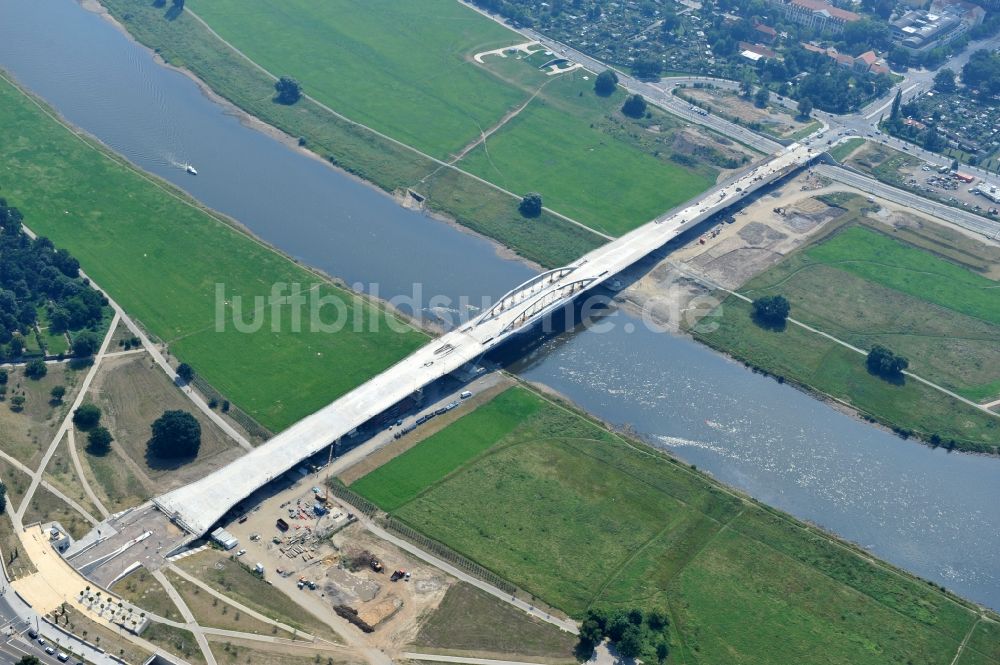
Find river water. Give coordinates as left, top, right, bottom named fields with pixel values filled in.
left=1, top=0, right=997, bottom=609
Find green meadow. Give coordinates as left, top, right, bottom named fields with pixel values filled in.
left=350, top=386, right=999, bottom=664
left=0, top=74, right=424, bottom=432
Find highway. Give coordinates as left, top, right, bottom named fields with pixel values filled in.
left=816, top=164, right=1000, bottom=238
left=154, top=141, right=817, bottom=536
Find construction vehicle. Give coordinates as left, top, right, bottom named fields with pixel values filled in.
left=370, top=557, right=384, bottom=573
left=390, top=569, right=406, bottom=582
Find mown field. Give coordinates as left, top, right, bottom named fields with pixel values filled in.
left=189, top=0, right=523, bottom=160
left=457, top=72, right=718, bottom=236
left=696, top=297, right=999, bottom=452
left=350, top=387, right=539, bottom=511
left=0, top=74, right=425, bottom=432
left=349, top=386, right=999, bottom=664
left=109, top=0, right=731, bottom=242
left=806, top=226, right=1000, bottom=326
left=100, top=0, right=603, bottom=269
left=693, top=218, right=1000, bottom=451
left=738, top=222, right=1000, bottom=403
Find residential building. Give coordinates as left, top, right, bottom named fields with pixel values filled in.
left=774, top=0, right=861, bottom=33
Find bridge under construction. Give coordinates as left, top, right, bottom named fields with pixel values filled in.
left=153, top=141, right=819, bottom=537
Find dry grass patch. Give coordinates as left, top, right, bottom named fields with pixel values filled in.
left=164, top=569, right=295, bottom=638
left=111, top=567, right=183, bottom=623
left=0, top=363, right=81, bottom=467
left=44, top=433, right=101, bottom=519
left=88, top=353, right=244, bottom=494
left=21, top=485, right=93, bottom=540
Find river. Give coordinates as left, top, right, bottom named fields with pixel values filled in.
left=0, top=0, right=997, bottom=610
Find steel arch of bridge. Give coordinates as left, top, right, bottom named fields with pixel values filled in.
left=477, top=266, right=577, bottom=324
left=496, top=277, right=596, bottom=335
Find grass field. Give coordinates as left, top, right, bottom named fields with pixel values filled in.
left=111, top=567, right=183, bottom=623
left=350, top=386, right=998, bottom=664
left=350, top=388, right=539, bottom=511
left=189, top=0, right=524, bottom=159
left=165, top=569, right=294, bottom=638
left=829, top=137, right=864, bottom=162
left=458, top=73, right=717, bottom=235
left=736, top=222, right=1000, bottom=403
left=0, top=363, right=80, bottom=467
left=209, top=639, right=359, bottom=665
left=103, top=0, right=730, bottom=243
left=0, top=74, right=425, bottom=433
left=144, top=623, right=205, bottom=665
left=89, top=354, right=243, bottom=492
left=99, top=0, right=603, bottom=268
left=43, top=434, right=102, bottom=519
left=805, top=226, right=1000, bottom=326
left=695, top=297, right=999, bottom=452
left=413, top=582, right=576, bottom=659
left=175, top=550, right=339, bottom=641
left=21, top=486, right=91, bottom=539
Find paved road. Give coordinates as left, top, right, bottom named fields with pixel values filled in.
left=457, top=0, right=782, bottom=154
left=816, top=164, right=1000, bottom=238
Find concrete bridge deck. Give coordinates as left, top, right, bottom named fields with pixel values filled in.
left=153, top=142, right=817, bottom=536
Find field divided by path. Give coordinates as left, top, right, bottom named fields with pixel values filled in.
left=100, top=0, right=603, bottom=269
left=733, top=219, right=1000, bottom=409
left=189, top=0, right=524, bottom=159
left=349, top=386, right=1000, bottom=664
left=184, top=0, right=727, bottom=237
left=0, top=75, right=424, bottom=432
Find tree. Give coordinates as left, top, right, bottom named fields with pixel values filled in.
left=617, top=626, right=643, bottom=659
left=172, top=0, right=185, bottom=8
left=934, top=68, right=957, bottom=93
left=796, top=97, right=813, bottom=119
left=72, top=330, right=100, bottom=358
left=0, top=481, right=7, bottom=515
left=87, top=426, right=113, bottom=455
left=594, top=69, right=619, bottom=96
left=176, top=362, right=195, bottom=383
left=9, top=395, right=25, bottom=412
left=752, top=295, right=790, bottom=326
left=754, top=87, right=770, bottom=109
left=867, top=345, right=909, bottom=379
left=605, top=611, right=630, bottom=642
left=923, top=125, right=945, bottom=152
left=73, top=403, right=102, bottom=431
left=655, top=641, right=670, bottom=663
left=518, top=193, right=543, bottom=218
left=24, top=359, right=47, bottom=380
left=890, top=88, right=902, bottom=121
left=50, top=385, right=66, bottom=404
left=17, top=655, right=39, bottom=665
left=646, top=609, right=669, bottom=630
left=622, top=94, right=648, bottom=118
left=739, top=71, right=754, bottom=98
left=274, top=77, right=302, bottom=105
left=632, top=58, right=662, bottom=81
left=149, top=410, right=202, bottom=459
